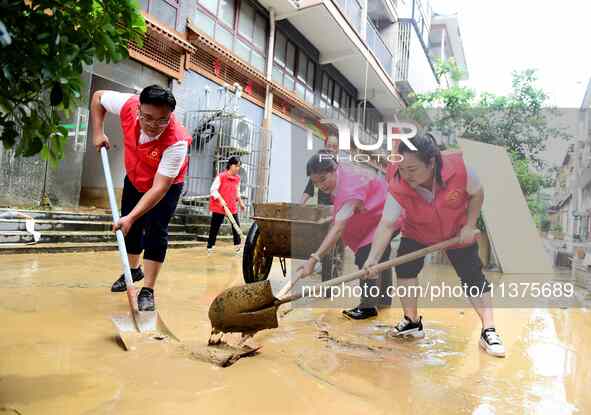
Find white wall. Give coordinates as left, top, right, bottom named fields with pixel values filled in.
left=268, top=115, right=325, bottom=203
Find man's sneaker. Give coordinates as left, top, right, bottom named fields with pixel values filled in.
left=479, top=327, right=506, bottom=357
left=388, top=316, right=424, bottom=339
left=207, top=247, right=215, bottom=256
left=137, top=287, right=155, bottom=311
left=111, top=267, right=144, bottom=292
left=234, top=245, right=242, bottom=256
left=342, top=306, right=378, bottom=320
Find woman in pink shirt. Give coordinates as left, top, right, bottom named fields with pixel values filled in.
left=298, top=151, right=399, bottom=320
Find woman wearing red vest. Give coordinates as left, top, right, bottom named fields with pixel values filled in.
left=208, top=157, right=245, bottom=255
left=90, top=85, right=191, bottom=312
left=364, top=134, right=505, bottom=357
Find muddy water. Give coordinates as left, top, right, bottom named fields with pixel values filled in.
left=0, top=248, right=590, bottom=414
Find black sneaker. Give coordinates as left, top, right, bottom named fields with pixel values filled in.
left=111, top=267, right=144, bottom=292
left=342, top=307, right=378, bottom=320
left=137, top=287, right=155, bottom=311
left=479, top=327, right=506, bottom=357
left=388, top=315, right=424, bottom=338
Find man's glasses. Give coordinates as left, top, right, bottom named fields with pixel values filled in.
left=138, top=111, right=170, bottom=127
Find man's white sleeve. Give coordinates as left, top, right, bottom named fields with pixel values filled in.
left=157, top=141, right=188, bottom=178
left=100, top=91, right=134, bottom=116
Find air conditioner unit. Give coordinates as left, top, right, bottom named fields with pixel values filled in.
left=233, top=118, right=255, bottom=149
left=219, top=117, right=254, bottom=151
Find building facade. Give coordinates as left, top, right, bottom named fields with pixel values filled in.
left=1, top=0, right=468, bottom=214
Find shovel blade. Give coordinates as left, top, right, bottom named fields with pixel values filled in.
left=111, top=313, right=141, bottom=351
left=111, top=311, right=179, bottom=351
left=136, top=311, right=180, bottom=342
left=208, top=280, right=280, bottom=334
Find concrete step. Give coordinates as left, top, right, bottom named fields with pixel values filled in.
left=0, top=218, right=186, bottom=233
left=194, top=234, right=235, bottom=242
left=0, top=240, right=214, bottom=255
left=0, top=208, right=187, bottom=225
left=0, top=231, right=198, bottom=244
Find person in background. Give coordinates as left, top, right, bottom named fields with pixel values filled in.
left=301, top=148, right=335, bottom=206
left=208, top=156, right=245, bottom=256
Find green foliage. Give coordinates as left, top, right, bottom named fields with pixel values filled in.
left=408, top=60, right=570, bottom=169
left=509, top=151, right=545, bottom=197
left=0, top=0, right=145, bottom=165
left=405, top=60, right=569, bottom=228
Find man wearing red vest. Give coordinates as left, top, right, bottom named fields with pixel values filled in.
left=90, top=85, right=191, bottom=311
left=364, top=134, right=505, bottom=357
left=208, top=156, right=245, bottom=255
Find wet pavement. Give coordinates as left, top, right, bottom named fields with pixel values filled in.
left=1, top=247, right=590, bottom=414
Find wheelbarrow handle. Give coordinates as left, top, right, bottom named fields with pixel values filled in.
left=276, top=231, right=480, bottom=305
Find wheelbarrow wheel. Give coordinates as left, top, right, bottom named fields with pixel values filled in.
left=242, top=222, right=273, bottom=283
left=321, top=240, right=345, bottom=282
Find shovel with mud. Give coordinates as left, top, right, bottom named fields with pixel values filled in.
left=209, top=232, right=479, bottom=338
left=100, top=147, right=178, bottom=351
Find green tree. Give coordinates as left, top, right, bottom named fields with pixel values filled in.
left=0, top=0, right=145, bottom=164
left=406, top=60, right=569, bottom=169
left=403, top=60, right=569, bottom=228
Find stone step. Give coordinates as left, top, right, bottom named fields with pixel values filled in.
left=0, top=240, right=219, bottom=255
left=194, top=234, right=234, bottom=243
left=0, top=231, right=198, bottom=244
left=0, top=208, right=187, bottom=225
left=0, top=218, right=187, bottom=233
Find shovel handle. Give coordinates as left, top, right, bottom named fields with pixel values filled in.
left=221, top=200, right=245, bottom=239
left=275, top=268, right=305, bottom=299
left=100, top=147, right=137, bottom=310
left=276, top=231, right=479, bottom=305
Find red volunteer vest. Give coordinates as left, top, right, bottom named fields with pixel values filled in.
left=210, top=172, right=240, bottom=215
left=387, top=152, right=470, bottom=248
left=120, top=96, right=191, bottom=192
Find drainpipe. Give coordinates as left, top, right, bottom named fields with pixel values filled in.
left=255, top=7, right=276, bottom=203
left=360, top=0, right=368, bottom=41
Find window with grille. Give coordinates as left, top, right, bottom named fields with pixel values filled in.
left=139, top=0, right=180, bottom=29
left=272, top=31, right=315, bottom=105
left=193, top=0, right=268, bottom=73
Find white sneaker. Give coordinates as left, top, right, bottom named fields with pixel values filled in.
left=207, top=247, right=215, bottom=256
left=235, top=245, right=242, bottom=256
left=479, top=328, right=506, bottom=357
left=314, top=261, right=322, bottom=274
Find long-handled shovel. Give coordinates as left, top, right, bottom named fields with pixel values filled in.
left=101, top=147, right=179, bottom=350
left=222, top=203, right=245, bottom=240
left=208, top=232, right=479, bottom=335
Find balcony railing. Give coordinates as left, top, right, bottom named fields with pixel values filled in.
left=394, top=20, right=438, bottom=97
left=333, top=0, right=362, bottom=33
left=366, top=18, right=393, bottom=76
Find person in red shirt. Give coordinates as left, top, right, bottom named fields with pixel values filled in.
left=208, top=156, right=245, bottom=256
left=90, top=85, right=191, bottom=311
left=364, top=134, right=505, bottom=357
